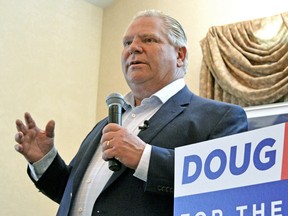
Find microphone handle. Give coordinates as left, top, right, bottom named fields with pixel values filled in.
left=109, top=159, right=121, bottom=171
left=108, top=104, right=122, bottom=171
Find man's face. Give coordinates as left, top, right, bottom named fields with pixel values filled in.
left=121, top=16, right=184, bottom=94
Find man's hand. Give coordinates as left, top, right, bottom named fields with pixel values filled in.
left=14, top=112, right=55, bottom=163
left=101, top=123, right=146, bottom=170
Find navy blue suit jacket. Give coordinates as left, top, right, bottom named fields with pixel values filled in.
left=30, top=86, right=248, bottom=216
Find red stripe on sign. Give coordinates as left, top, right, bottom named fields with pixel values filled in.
left=281, top=123, right=288, bottom=180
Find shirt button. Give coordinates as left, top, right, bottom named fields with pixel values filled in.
left=87, top=178, right=92, bottom=184
left=78, top=207, right=83, bottom=212
left=131, top=113, right=136, bottom=118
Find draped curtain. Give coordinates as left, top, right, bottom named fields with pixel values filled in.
left=199, top=12, right=288, bottom=107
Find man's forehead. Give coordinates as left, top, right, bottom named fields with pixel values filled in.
left=123, top=17, right=164, bottom=37
left=130, top=16, right=163, bottom=27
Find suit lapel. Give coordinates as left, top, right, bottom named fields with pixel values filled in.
left=138, top=86, right=192, bottom=143
left=71, top=117, right=126, bottom=194
left=72, top=119, right=108, bottom=194
left=103, top=162, right=127, bottom=191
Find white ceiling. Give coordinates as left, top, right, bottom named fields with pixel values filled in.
left=86, top=0, right=115, bottom=8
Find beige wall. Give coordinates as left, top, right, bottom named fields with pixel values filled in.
left=1, top=0, right=287, bottom=215
left=0, top=0, right=102, bottom=215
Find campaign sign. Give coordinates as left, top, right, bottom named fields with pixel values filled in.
left=174, top=123, right=288, bottom=216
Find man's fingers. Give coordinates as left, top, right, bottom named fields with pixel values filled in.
left=15, top=119, right=27, bottom=134
left=102, top=123, right=121, bottom=133
left=15, top=132, right=23, bottom=143
left=24, top=112, right=36, bottom=129
left=14, top=144, right=23, bottom=153
left=15, top=119, right=22, bottom=132
left=45, top=120, right=55, bottom=138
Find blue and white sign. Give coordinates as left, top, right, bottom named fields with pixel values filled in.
left=174, top=123, right=288, bottom=216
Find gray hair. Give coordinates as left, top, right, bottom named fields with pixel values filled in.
left=133, top=9, right=188, bottom=74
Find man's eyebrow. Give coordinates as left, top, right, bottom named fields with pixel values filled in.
left=122, top=33, right=160, bottom=44
left=122, top=36, right=132, bottom=43
left=140, top=33, right=157, bottom=38
left=122, top=35, right=131, bottom=40
left=123, top=33, right=157, bottom=39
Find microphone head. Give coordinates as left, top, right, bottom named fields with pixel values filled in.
left=106, top=93, right=125, bottom=107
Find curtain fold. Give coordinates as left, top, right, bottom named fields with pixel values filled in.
left=200, top=12, right=288, bottom=107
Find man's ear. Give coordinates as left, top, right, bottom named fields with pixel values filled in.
left=176, top=46, right=187, bottom=67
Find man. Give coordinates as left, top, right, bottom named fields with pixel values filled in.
left=15, top=10, right=248, bottom=216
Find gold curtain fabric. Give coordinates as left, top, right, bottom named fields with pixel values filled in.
left=199, top=12, right=288, bottom=107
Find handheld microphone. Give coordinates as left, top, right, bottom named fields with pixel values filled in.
left=106, top=93, right=125, bottom=171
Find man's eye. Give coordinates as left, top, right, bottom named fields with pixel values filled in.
left=123, top=41, right=132, bottom=47
left=144, top=38, right=156, bottom=43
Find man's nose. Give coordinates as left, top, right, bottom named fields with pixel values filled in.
left=129, top=39, right=143, bottom=54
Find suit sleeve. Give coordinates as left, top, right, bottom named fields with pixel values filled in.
left=27, top=153, right=72, bottom=203
left=208, top=104, right=248, bottom=140
left=144, top=146, right=175, bottom=196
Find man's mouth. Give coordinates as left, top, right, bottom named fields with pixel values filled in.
left=129, top=60, right=144, bottom=66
